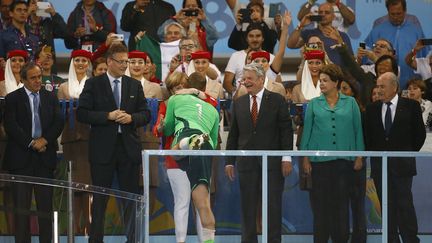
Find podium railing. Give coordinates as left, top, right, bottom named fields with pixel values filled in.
left=0, top=171, right=145, bottom=243
left=142, top=149, right=432, bottom=243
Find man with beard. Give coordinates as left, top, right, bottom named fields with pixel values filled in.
left=224, top=23, right=275, bottom=97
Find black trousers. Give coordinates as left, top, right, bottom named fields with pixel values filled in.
left=310, top=159, right=350, bottom=243
left=238, top=168, right=285, bottom=243
left=11, top=153, right=54, bottom=243
left=89, top=135, right=140, bottom=243
left=372, top=173, right=420, bottom=243
left=349, top=164, right=367, bottom=243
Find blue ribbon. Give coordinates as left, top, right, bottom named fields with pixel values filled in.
left=144, top=98, right=159, bottom=130
left=68, top=98, right=75, bottom=130
left=60, top=99, right=67, bottom=120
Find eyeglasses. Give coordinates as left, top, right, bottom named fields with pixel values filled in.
left=111, top=58, right=129, bottom=65
left=180, top=44, right=195, bottom=50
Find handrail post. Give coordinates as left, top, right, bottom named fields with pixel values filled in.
left=262, top=155, right=268, bottom=243
left=144, top=151, right=150, bottom=243
left=53, top=211, right=59, bottom=243
left=67, top=160, right=74, bottom=243
left=382, top=155, right=388, bottom=243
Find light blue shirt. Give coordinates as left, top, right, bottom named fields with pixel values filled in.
left=107, top=72, right=122, bottom=106
left=106, top=72, right=122, bottom=133
left=24, top=87, right=39, bottom=138
left=365, top=14, right=429, bottom=88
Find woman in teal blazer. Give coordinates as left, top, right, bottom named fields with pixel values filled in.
left=300, top=64, right=365, bottom=243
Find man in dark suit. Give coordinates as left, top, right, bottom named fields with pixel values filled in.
left=77, top=43, right=150, bottom=243
left=225, top=63, right=293, bottom=243
left=3, top=62, right=63, bottom=243
left=364, top=72, right=425, bottom=243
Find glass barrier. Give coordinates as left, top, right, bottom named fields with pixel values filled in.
left=0, top=166, right=145, bottom=243
left=0, top=150, right=431, bottom=243
left=142, top=150, right=432, bottom=243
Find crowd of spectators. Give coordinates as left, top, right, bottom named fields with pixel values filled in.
left=0, top=0, right=431, bottom=242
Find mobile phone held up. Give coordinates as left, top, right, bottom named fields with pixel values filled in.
left=183, top=9, right=199, bottom=17
left=420, top=38, right=432, bottom=46
left=309, top=15, right=322, bottom=22
left=359, top=42, right=366, bottom=49
left=112, top=34, right=124, bottom=41
left=239, top=8, right=251, bottom=23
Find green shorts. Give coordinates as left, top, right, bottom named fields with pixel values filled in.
left=176, top=129, right=212, bottom=191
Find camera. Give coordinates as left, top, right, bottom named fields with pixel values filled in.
left=239, top=8, right=251, bottom=23
left=309, top=15, right=323, bottom=22
left=420, top=38, right=432, bottom=46
left=176, top=54, right=191, bottom=62
left=112, top=34, right=124, bottom=41
left=183, top=9, right=199, bottom=17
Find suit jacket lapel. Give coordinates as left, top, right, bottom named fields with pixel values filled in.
left=391, top=98, right=405, bottom=134
left=19, top=88, right=32, bottom=122
left=120, top=75, right=130, bottom=110
left=375, top=102, right=386, bottom=134
left=256, top=89, right=270, bottom=127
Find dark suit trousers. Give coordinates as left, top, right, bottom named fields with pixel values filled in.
left=372, top=174, right=419, bottom=243
left=89, top=135, right=140, bottom=243
left=11, top=153, right=54, bottom=243
left=310, top=160, right=350, bottom=243
left=238, top=168, right=284, bottom=243
left=349, top=164, right=367, bottom=243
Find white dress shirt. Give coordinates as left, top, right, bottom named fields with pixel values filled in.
left=381, top=94, right=399, bottom=129
left=250, top=88, right=292, bottom=163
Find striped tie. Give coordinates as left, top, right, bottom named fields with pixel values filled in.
left=251, top=95, right=258, bottom=126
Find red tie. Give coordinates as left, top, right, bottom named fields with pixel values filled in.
left=251, top=95, right=258, bottom=126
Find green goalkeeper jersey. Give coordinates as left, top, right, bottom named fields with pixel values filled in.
left=163, top=94, right=219, bottom=149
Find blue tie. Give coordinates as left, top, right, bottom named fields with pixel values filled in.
left=32, top=92, right=42, bottom=138
left=113, top=79, right=120, bottom=108
left=385, top=102, right=392, bottom=136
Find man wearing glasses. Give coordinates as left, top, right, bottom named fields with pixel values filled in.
left=169, top=37, right=221, bottom=82
left=0, top=1, right=39, bottom=61
left=357, top=38, right=397, bottom=76
left=77, top=43, right=150, bottom=243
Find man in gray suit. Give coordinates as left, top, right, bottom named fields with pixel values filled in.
left=225, top=63, right=293, bottom=243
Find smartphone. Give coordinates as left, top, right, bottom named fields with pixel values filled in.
left=112, top=34, right=124, bottom=41
left=309, top=15, right=323, bottom=22
left=269, top=3, right=281, bottom=18
left=239, top=8, right=251, bottom=23
left=359, top=42, right=366, bottom=49
left=420, top=38, right=432, bottom=45
left=183, top=9, right=199, bottom=17
left=176, top=54, right=191, bottom=62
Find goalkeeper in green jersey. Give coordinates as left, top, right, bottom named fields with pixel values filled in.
left=163, top=72, right=219, bottom=243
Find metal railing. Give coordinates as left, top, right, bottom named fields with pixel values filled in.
left=142, top=149, right=432, bottom=243
left=0, top=172, right=145, bottom=243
